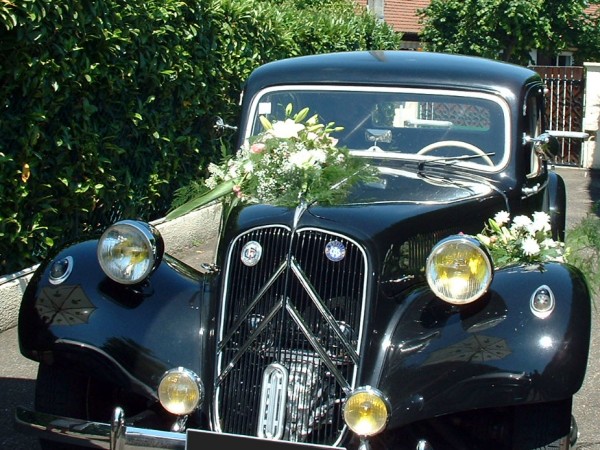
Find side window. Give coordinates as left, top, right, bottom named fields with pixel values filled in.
left=526, top=94, right=544, bottom=178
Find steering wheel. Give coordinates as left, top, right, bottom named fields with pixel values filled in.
left=416, top=140, right=495, bottom=166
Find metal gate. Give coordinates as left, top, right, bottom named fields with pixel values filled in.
left=532, top=66, right=587, bottom=166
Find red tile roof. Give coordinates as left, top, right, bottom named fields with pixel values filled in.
left=385, top=0, right=430, bottom=34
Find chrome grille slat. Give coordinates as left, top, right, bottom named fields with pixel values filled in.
left=290, top=259, right=359, bottom=364
left=215, top=226, right=368, bottom=445
left=285, top=301, right=351, bottom=392
left=216, top=299, right=284, bottom=384
left=218, top=260, right=288, bottom=352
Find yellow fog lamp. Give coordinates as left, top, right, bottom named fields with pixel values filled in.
left=343, top=386, right=390, bottom=437
left=158, top=368, right=204, bottom=416
left=426, top=235, right=493, bottom=305
left=97, top=220, right=164, bottom=285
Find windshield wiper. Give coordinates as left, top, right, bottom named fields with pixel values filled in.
left=417, top=152, right=496, bottom=171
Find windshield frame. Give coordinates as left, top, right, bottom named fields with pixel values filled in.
left=243, top=85, right=512, bottom=173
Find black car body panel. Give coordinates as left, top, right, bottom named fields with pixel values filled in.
left=18, top=240, right=217, bottom=404
left=16, top=51, right=591, bottom=450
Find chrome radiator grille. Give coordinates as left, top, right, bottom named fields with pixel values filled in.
left=214, top=226, right=368, bottom=445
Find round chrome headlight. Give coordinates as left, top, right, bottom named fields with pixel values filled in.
left=158, top=367, right=203, bottom=416
left=343, top=386, right=390, bottom=437
left=97, top=220, right=164, bottom=284
left=426, top=235, right=493, bottom=305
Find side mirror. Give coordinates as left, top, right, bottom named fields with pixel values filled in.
left=213, top=116, right=238, bottom=136
left=523, top=132, right=559, bottom=160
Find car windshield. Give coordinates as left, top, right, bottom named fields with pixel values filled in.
left=246, top=86, right=510, bottom=171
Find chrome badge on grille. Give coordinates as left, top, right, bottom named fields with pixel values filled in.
left=257, top=363, right=289, bottom=439
left=325, top=240, right=346, bottom=262
left=241, top=241, right=263, bottom=267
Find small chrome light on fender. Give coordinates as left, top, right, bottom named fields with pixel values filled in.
left=49, top=256, right=74, bottom=285
left=343, top=386, right=390, bottom=437
left=426, top=235, right=493, bottom=305
left=97, top=220, right=164, bottom=285
left=158, top=367, right=204, bottom=416
left=530, top=285, right=555, bottom=319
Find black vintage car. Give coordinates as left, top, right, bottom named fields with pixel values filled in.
left=16, top=51, right=591, bottom=450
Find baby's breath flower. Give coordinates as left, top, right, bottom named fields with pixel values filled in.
left=207, top=162, right=224, bottom=178
left=205, top=177, right=218, bottom=190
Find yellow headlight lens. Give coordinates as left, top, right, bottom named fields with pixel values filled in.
left=158, top=368, right=203, bottom=416
left=343, top=387, right=389, bottom=437
left=97, top=220, right=163, bottom=284
left=426, top=235, right=493, bottom=305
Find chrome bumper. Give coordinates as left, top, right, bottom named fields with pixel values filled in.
left=15, top=406, right=185, bottom=449
left=15, top=406, right=345, bottom=450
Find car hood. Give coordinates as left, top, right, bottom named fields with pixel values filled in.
left=227, top=169, right=506, bottom=249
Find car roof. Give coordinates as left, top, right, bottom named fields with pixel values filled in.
left=244, top=51, right=542, bottom=96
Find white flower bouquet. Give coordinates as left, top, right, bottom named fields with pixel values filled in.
left=167, top=105, right=374, bottom=220
left=476, top=210, right=569, bottom=268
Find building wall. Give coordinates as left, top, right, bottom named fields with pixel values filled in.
left=583, top=62, right=600, bottom=168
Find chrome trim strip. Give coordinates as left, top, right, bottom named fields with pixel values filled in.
left=290, top=258, right=359, bottom=364
left=297, top=227, right=369, bottom=374
left=216, top=299, right=284, bottom=386
left=285, top=301, right=351, bottom=393
left=245, top=85, right=512, bottom=173
left=55, top=339, right=157, bottom=399
left=217, top=259, right=288, bottom=352
left=217, top=224, right=292, bottom=353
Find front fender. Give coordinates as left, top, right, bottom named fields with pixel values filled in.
left=368, top=262, right=590, bottom=429
left=18, top=239, right=217, bottom=401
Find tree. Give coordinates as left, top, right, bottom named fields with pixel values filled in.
left=418, top=0, right=600, bottom=65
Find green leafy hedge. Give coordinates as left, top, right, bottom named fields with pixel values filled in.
left=0, top=0, right=401, bottom=274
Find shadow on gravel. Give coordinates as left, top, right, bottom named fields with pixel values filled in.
left=0, top=377, right=40, bottom=450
